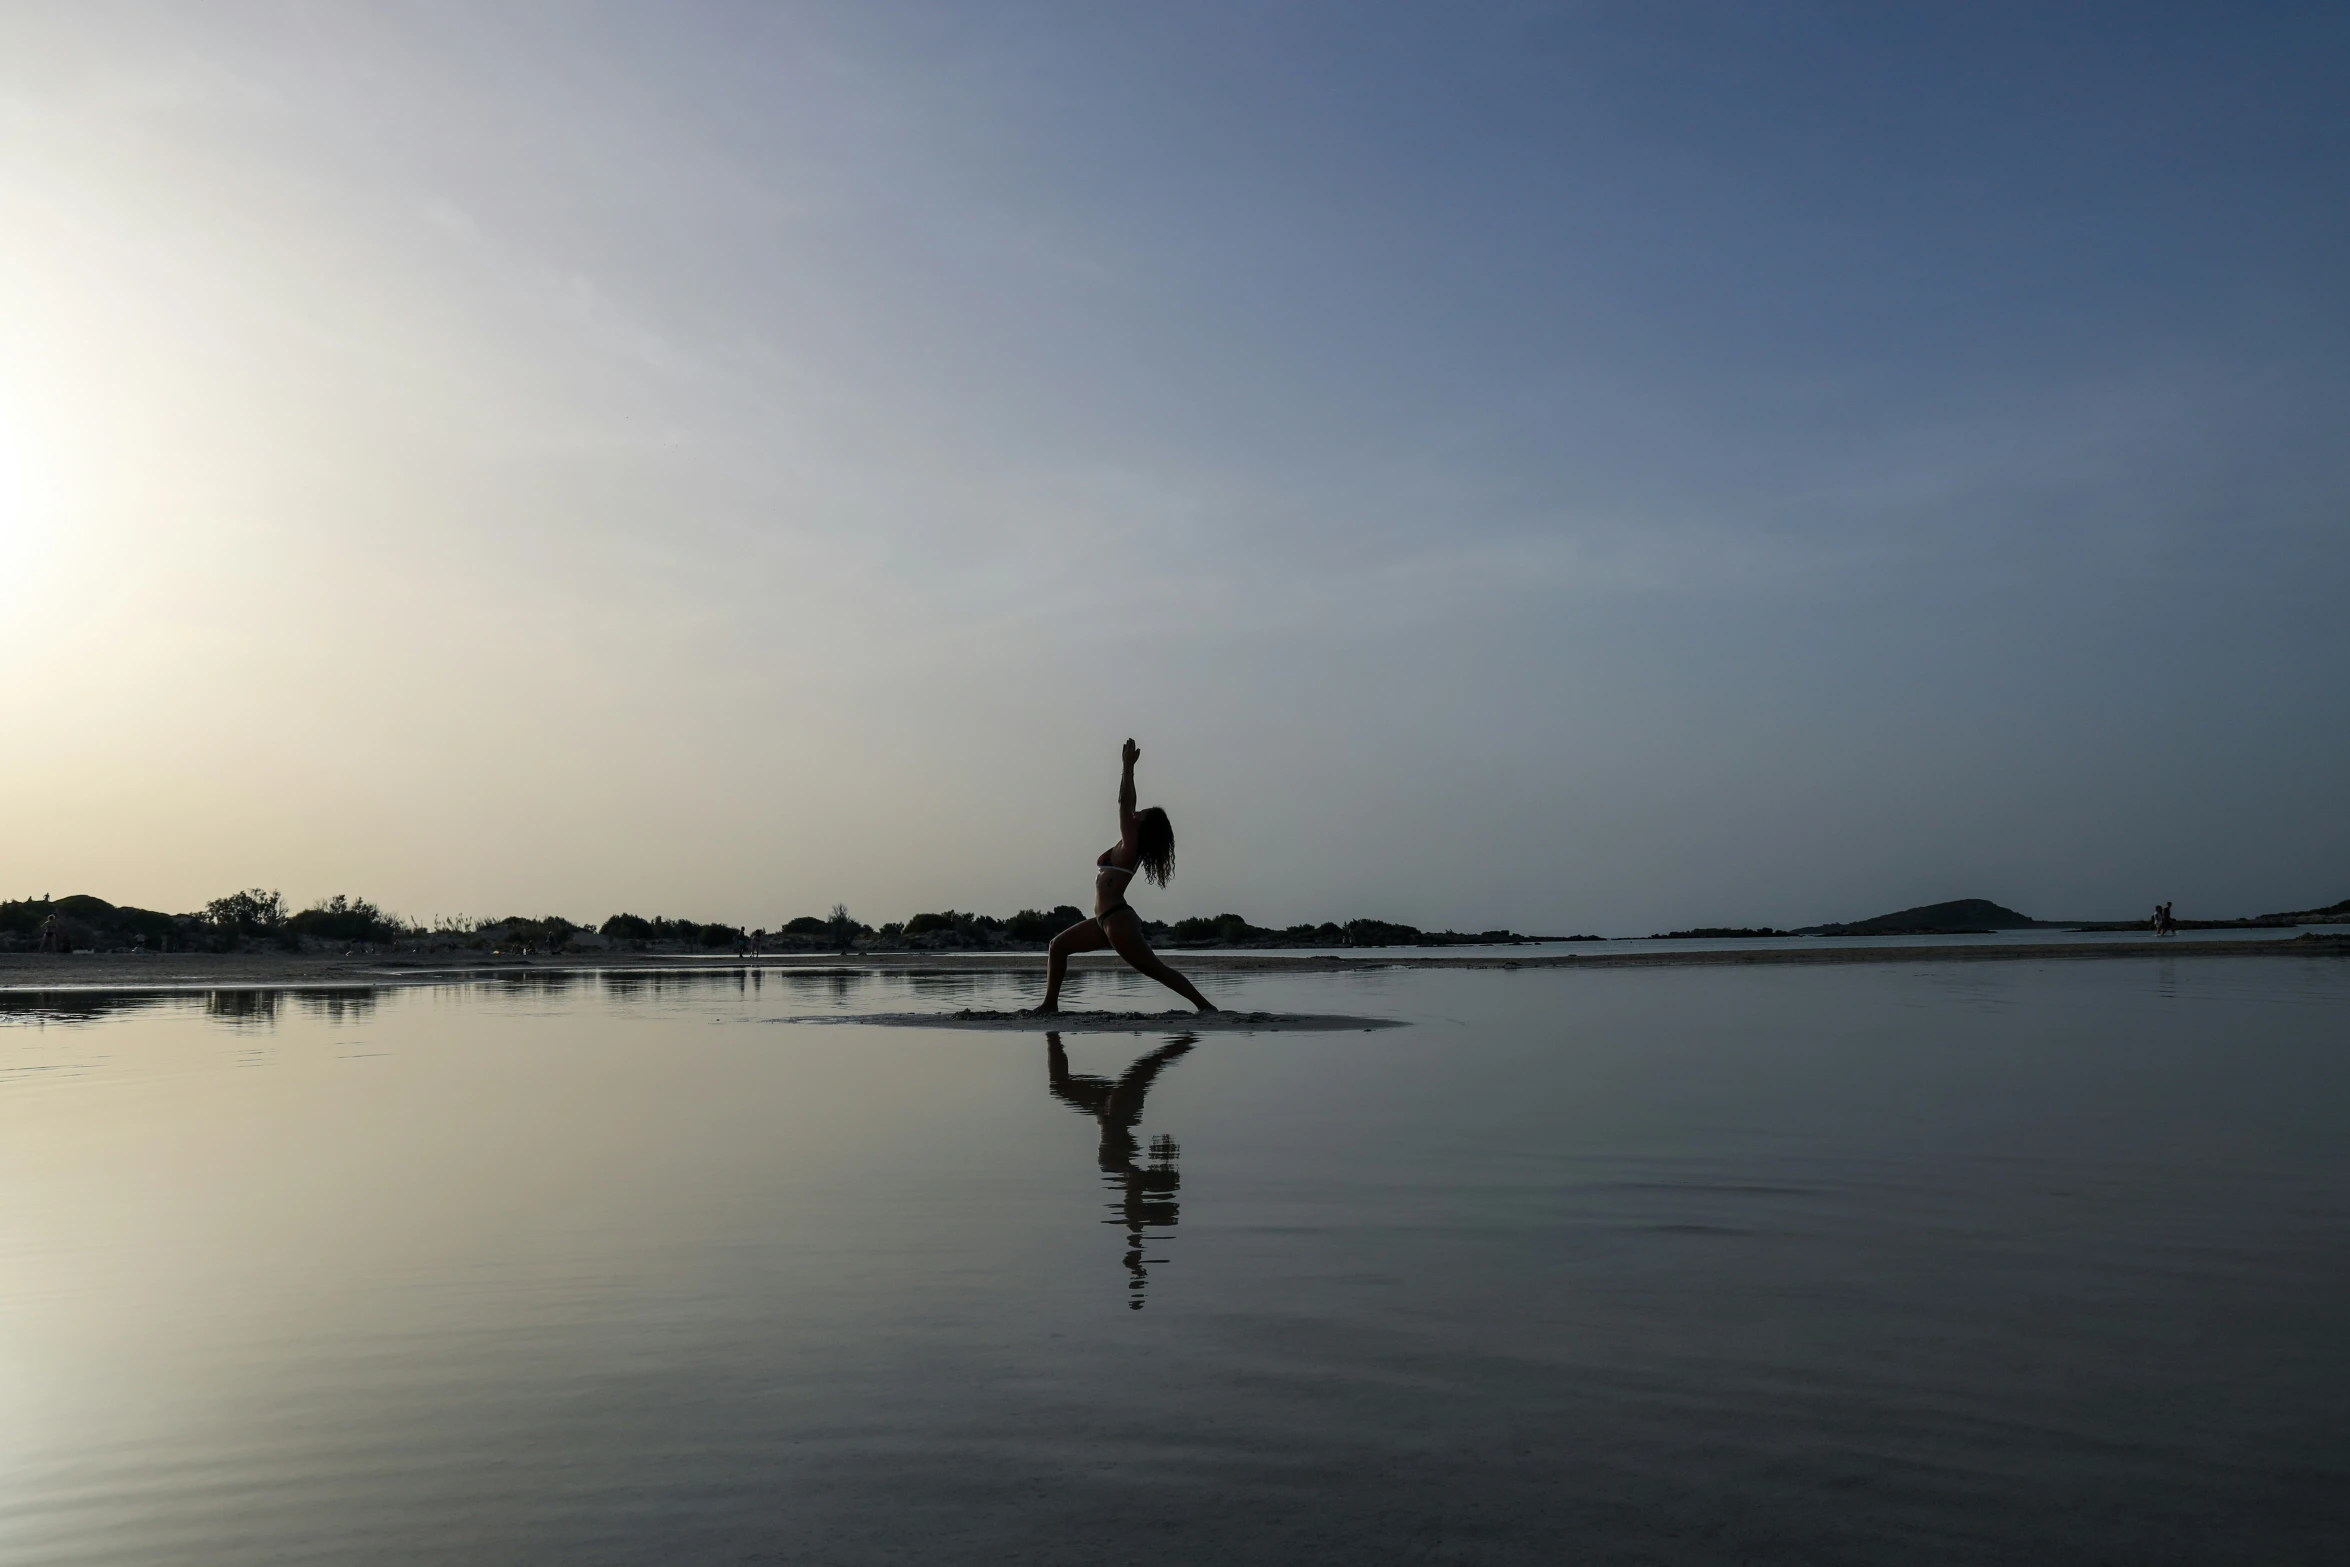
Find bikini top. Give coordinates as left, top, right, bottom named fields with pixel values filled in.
left=1096, top=856, right=1136, bottom=879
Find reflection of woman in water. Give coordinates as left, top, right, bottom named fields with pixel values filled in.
left=1034, top=739, right=1217, bottom=1015
left=1045, top=1033, right=1193, bottom=1308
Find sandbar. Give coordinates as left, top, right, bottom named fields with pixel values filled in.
left=785, top=1008, right=1402, bottom=1033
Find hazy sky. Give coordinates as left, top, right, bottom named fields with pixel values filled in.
left=3, top=2, right=2344, bottom=933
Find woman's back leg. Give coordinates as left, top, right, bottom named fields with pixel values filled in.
left=1102, top=912, right=1218, bottom=1013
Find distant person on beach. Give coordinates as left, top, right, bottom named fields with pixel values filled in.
left=1033, top=739, right=1218, bottom=1015
left=2157, top=901, right=2176, bottom=936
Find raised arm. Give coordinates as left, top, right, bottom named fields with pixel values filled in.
left=1118, top=737, right=1140, bottom=847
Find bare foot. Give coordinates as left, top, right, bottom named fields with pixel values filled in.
left=1027, top=1003, right=1061, bottom=1016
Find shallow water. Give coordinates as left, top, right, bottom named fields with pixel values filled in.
left=1218, top=922, right=2340, bottom=959
left=4, top=957, right=2346, bottom=1564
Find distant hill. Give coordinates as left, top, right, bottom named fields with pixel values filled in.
left=0, top=894, right=181, bottom=949
left=1801, top=898, right=2047, bottom=937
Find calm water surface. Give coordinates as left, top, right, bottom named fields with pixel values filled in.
left=1225, top=923, right=2342, bottom=959
left=3, top=958, right=2346, bottom=1564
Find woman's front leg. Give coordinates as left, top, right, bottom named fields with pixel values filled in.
left=1037, top=918, right=1110, bottom=1012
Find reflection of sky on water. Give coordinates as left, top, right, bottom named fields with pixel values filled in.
left=1218, top=925, right=2346, bottom=959
left=3, top=923, right=2336, bottom=1036
left=2, top=961, right=2348, bottom=1564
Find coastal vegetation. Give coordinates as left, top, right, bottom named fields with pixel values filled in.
left=1652, top=926, right=1793, bottom=939
left=3, top=893, right=1541, bottom=955
left=1, top=892, right=572, bottom=955
left=2265, top=897, right=2350, bottom=922
left=0, top=894, right=181, bottom=952
left=7, top=889, right=2344, bottom=957
left=1159, top=914, right=1529, bottom=948
left=599, top=913, right=742, bottom=948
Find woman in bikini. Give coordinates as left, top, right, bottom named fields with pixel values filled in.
left=1033, top=739, right=1218, bottom=1015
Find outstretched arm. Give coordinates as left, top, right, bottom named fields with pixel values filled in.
left=1118, top=738, right=1139, bottom=847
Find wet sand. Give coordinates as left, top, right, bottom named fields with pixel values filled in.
left=2, top=933, right=2342, bottom=993
left=791, top=1008, right=1401, bottom=1033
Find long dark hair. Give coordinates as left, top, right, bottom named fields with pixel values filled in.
left=1135, top=806, right=1175, bottom=887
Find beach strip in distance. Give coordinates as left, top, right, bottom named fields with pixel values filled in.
left=2, top=934, right=2345, bottom=995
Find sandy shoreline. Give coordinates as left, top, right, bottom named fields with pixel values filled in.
left=788, top=1008, right=1400, bottom=1033
left=1, top=934, right=2343, bottom=994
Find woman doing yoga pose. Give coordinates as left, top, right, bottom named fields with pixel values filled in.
left=1034, top=739, right=1218, bottom=1014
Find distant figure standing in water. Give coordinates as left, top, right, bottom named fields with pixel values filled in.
left=1033, top=739, right=1218, bottom=1015
left=2157, top=901, right=2176, bottom=937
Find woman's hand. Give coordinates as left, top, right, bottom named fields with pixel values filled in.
left=1122, top=738, right=1140, bottom=768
